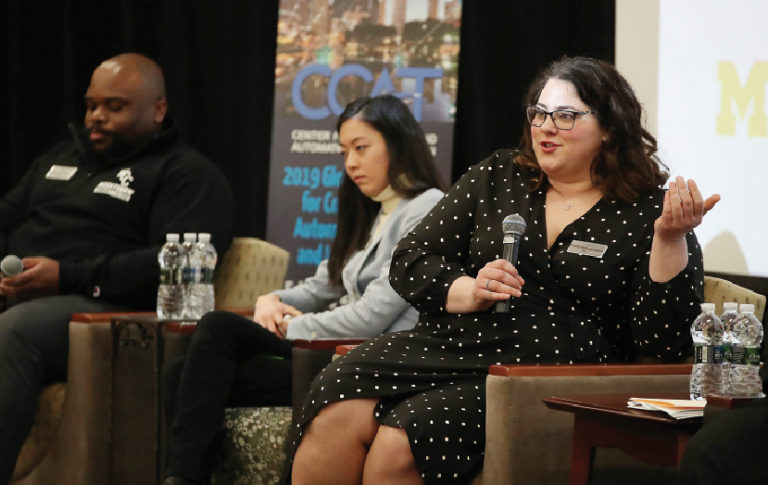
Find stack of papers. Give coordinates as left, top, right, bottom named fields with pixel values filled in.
left=627, top=397, right=705, bottom=420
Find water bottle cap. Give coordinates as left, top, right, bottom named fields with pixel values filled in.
left=723, top=302, right=739, bottom=311
left=166, top=233, right=180, bottom=242
left=700, top=303, right=716, bottom=313
left=739, top=303, right=755, bottom=313
left=183, top=232, right=197, bottom=241
left=197, top=233, right=211, bottom=242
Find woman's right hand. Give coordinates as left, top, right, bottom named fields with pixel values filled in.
left=253, top=293, right=303, bottom=338
left=445, top=259, right=525, bottom=314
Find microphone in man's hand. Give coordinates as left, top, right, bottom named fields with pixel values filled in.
left=494, top=214, right=526, bottom=313
left=1, top=255, right=23, bottom=277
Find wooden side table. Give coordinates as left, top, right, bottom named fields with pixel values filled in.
left=543, top=392, right=701, bottom=485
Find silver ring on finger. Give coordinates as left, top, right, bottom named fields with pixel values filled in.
left=486, top=279, right=492, bottom=290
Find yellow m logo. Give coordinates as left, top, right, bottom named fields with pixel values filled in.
left=716, top=61, right=768, bottom=137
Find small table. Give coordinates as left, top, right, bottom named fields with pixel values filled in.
left=543, top=392, right=700, bottom=485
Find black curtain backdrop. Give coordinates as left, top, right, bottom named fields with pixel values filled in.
left=1, top=0, right=614, bottom=238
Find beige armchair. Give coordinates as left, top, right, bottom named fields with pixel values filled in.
left=703, top=275, right=765, bottom=317
left=213, top=237, right=289, bottom=310
left=330, top=275, right=766, bottom=485
left=11, top=237, right=289, bottom=484
left=474, top=364, right=691, bottom=485
left=471, top=275, right=765, bottom=484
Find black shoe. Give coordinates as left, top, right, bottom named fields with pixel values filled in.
left=162, top=477, right=201, bottom=485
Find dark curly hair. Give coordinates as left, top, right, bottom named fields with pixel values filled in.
left=515, top=56, right=668, bottom=201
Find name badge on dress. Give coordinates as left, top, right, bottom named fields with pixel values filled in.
left=45, top=165, right=78, bottom=181
left=567, top=240, right=608, bottom=258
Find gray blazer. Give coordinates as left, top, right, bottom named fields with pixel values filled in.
left=276, top=188, right=443, bottom=340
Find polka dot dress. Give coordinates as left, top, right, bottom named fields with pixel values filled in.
left=284, top=149, right=704, bottom=484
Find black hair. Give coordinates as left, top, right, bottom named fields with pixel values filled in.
left=327, top=95, right=446, bottom=285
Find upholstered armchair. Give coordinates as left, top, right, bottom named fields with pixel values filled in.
left=213, top=237, right=290, bottom=310
left=473, top=364, right=691, bottom=484
left=11, top=237, right=289, bottom=485
left=703, top=275, right=765, bottom=317
left=469, top=275, right=765, bottom=485
left=331, top=275, right=766, bottom=485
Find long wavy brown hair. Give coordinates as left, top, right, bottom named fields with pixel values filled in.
left=514, top=56, right=668, bottom=202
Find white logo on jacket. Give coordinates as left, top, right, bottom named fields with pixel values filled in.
left=93, top=168, right=135, bottom=202
left=116, top=168, right=134, bottom=186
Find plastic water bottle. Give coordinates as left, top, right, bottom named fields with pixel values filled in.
left=181, top=233, right=198, bottom=319
left=729, top=303, right=764, bottom=396
left=190, top=232, right=217, bottom=317
left=157, top=233, right=184, bottom=319
left=719, top=302, right=740, bottom=392
left=689, top=303, right=724, bottom=400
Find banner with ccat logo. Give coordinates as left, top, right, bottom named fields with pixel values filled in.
left=266, top=0, right=461, bottom=284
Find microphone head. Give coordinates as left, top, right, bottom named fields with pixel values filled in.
left=1, top=254, right=23, bottom=276
left=501, top=213, right=526, bottom=236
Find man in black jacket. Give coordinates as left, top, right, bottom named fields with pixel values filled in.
left=0, top=53, right=234, bottom=482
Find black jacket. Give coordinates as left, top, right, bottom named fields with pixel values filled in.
left=0, top=120, right=234, bottom=308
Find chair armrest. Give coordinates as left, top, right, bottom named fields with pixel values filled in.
left=293, top=338, right=366, bottom=350
left=335, top=344, right=359, bottom=357
left=18, top=315, right=118, bottom=483
left=481, top=363, right=691, bottom=485
left=71, top=311, right=154, bottom=323
left=702, top=393, right=767, bottom=425
left=706, top=394, right=765, bottom=409
left=489, top=363, right=692, bottom=377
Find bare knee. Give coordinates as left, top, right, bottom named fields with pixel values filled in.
left=303, top=398, right=379, bottom=444
left=373, top=425, right=415, bottom=464
left=294, top=399, right=380, bottom=485
left=364, top=425, right=421, bottom=483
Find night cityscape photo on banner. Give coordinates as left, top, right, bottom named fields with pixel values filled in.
left=266, top=0, right=462, bottom=283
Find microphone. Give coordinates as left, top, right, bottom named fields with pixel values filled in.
left=1, top=255, right=23, bottom=277
left=494, top=214, right=526, bottom=313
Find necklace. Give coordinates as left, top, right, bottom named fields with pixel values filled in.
left=550, top=186, right=573, bottom=210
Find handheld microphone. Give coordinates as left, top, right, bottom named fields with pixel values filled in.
left=1, top=255, right=23, bottom=277
left=494, top=214, right=526, bottom=313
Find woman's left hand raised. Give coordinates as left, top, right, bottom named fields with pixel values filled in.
left=654, top=176, right=720, bottom=242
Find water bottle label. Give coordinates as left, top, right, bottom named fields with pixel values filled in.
left=693, top=344, right=707, bottom=364
left=723, top=342, right=732, bottom=363
left=693, top=344, right=722, bottom=364
left=745, top=347, right=760, bottom=365
left=160, top=268, right=182, bottom=285
left=182, top=267, right=202, bottom=284
left=181, top=267, right=193, bottom=284
left=713, top=344, right=723, bottom=364
left=201, top=267, right=215, bottom=284
left=732, top=344, right=746, bottom=364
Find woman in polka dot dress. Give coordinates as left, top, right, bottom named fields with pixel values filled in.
left=287, top=57, right=721, bottom=484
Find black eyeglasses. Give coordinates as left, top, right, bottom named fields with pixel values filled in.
left=526, top=106, right=597, bottom=130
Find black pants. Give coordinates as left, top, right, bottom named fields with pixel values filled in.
left=676, top=397, right=768, bottom=485
left=163, top=311, right=293, bottom=483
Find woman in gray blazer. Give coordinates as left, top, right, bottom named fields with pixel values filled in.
left=162, top=95, right=446, bottom=485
